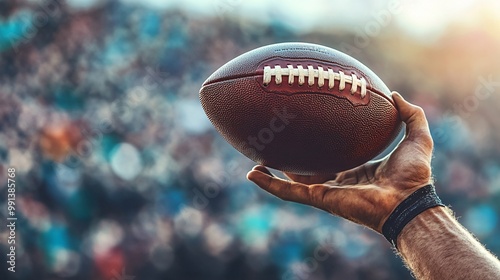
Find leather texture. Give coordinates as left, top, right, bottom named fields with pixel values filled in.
left=200, top=42, right=403, bottom=175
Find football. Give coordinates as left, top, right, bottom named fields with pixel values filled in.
left=200, top=42, right=403, bottom=175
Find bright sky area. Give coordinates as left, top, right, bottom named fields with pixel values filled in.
left=110, top=0, right=500, bottom=41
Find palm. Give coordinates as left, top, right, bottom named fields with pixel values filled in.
left=282, top=135, right=432, bottom=230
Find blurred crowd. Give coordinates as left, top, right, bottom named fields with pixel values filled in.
left=1, top=1, right=500, bottom=280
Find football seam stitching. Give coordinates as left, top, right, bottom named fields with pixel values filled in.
left=263, top=64, right=367, bottom=98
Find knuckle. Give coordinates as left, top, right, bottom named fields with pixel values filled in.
left=308, top=185, right=327, bottom=206
left=277, top=189, right=293, bottom=202
left=410, top=130, right=434, bottom=152
left=424, top=134, right=434, bottom=150
left=281, top=183, right=305, bottom=203
left=418, top=130, right=434, bottom=150
left=413, top=105, right=425, bottom=116
left=412, top=160, right=432, bottom=182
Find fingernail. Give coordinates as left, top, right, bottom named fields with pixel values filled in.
left=246, top=171, right=254, bottom=181
left=392, top=91, right=402, bottom=99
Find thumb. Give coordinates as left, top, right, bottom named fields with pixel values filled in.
left=392, top=92, right=433, bottom=150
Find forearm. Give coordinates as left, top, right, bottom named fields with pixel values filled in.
left=398, top=207, right=500, bottom=280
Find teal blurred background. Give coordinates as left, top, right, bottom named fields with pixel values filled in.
left=1, top=0, right=500, bottom=279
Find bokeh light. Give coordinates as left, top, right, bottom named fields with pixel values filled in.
left=464, top=204, right=498, bottom=238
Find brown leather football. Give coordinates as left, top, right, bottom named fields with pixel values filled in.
left=200, top=42, right=403, bottom=175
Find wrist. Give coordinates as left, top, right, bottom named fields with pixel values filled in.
left=375, top=181, right=434, bottom=232
left=398, top=206, right=451, bottom=249
left=381, top=185, right=445, bottom=248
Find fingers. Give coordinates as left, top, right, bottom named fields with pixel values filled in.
left=247, top=166, right=384, bottom=230
left=284, top=172, right=337, bottom=185
left=247, top=166, right=329, bottom=208
left=392, top=92, right=433, bottom=150
left=252, top=165, right=274, bottom=177
left=392, top=92, right=428, bottom=133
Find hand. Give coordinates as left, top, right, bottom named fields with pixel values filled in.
left=247, top=92, right=434, bottom=233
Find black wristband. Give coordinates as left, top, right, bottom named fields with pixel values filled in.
left=382, top=184, right=444, bottom=248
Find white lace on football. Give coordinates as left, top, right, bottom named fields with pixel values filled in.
left=263, top=65, right=367, bottom=98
